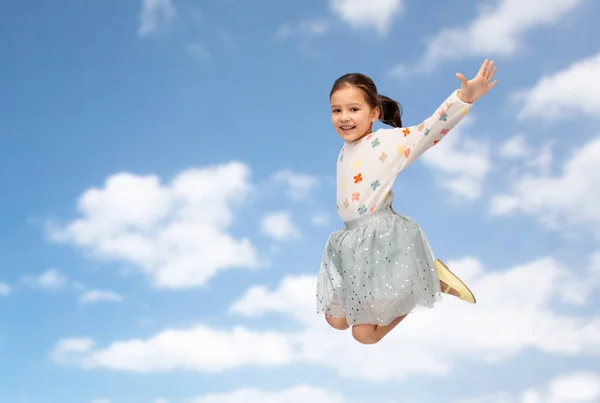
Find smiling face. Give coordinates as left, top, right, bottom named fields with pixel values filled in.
left=330, top=84, right=380, bottom=142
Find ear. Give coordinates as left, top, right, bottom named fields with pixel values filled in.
left=371, top=106, right=380, bottom=122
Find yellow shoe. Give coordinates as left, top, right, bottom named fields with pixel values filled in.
left=435, top=259, right=476, bottom=304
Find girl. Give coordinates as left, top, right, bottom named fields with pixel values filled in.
left=316, top=59, right=497, bottom=345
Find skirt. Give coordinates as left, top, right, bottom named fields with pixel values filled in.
left=316, top=206, right=442, bottom=326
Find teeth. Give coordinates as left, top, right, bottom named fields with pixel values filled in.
left=341, top=126, right=355, bottom=130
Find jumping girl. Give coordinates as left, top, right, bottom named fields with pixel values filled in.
left=316, top=59, right=497, bottom=344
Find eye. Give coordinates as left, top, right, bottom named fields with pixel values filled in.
left=332, top=108, right=341, bottom=113
left=351, top=107, right=360, bottom=112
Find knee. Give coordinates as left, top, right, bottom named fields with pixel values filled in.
left=326, top=316, right=350, bottom=331
left=352, top=326, right=381, bottom=345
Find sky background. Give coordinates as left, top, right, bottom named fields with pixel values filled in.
left=1, top=0, right=600, bottom=402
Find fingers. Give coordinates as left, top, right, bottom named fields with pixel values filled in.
left=486, top=63, right=496, bottom=81
left=488, top=79, right=498, bottom=90
left=478, top=59, right=497, bottom=80
left=477, top=59, right=489, bottom=77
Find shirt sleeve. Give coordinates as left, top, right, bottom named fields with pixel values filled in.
left=383, top=89, right=473, bottom=174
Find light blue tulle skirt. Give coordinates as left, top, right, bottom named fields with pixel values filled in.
left=316, top=206, right=442, bottom=326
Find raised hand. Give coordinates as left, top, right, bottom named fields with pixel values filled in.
left=456, top=59, right=497, bottom=103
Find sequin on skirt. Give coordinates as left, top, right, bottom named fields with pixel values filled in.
left=316, top=206, right=442, bottom=326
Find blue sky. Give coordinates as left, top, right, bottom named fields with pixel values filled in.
left=2, top=0, right=600, bottom=402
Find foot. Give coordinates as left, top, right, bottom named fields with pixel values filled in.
left=440, top=280, right=460, bottom=297
left=435, top=259, right=476, bottom=304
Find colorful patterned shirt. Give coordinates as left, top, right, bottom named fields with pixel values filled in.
left=336, top=90, right=473, bottom=223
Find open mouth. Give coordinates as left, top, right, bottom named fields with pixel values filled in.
left=340, top=125, right=356, bottom=131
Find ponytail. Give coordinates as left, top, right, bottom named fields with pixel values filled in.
left=378, top=95, right=402, bottom=128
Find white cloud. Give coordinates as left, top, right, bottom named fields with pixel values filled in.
left=330, top=0, right=404, bottom=35
left=21, top=269, right=69, bottom=291
left=260, top=212, right=300, bottom=242
left=499, top=134, right=531, bottom=158
left=490, top=136, right=600, bottom=238
left=154, top=399, right=170, bottom=403
left=272, top=170, right=320, bottom=201
left=51, top=253, right=600, bottom=381
left=47, top=162, right=261, bottom=289
left=49, top=326, right=295, bottom=373
left=138, top=0, right=176, bottom=38
left=186, top=42, right=210, bottom=62
left=228, top=255, right=600, bottom=381
left=310, top=213, right=330, bottom=227
left=50, top=338, right=96, bottom=367
left=228, top=275, right=315, bottom=323
left=16, top=269, right=124, bottom=304
left=277, top=19, right=330, bottom=40
left=455, top=393, right=515, bottom=403
left=91, top=399, right=111, bottom=403
left=79, top=290, right=123, bottom=304
left=513, top=52, right=600, bottom=120
left=186, top=385, right=345, bottom=403
left=391, top=0, right=586, bottom=76
left=0, top=281, right=10, bottom=296
left=497, top=135, right=554, bottom=175
left=456, top=371, right=600, bottom=403
left=537, top=372, right=600, bottom=403
left=560, top=251, right=600, bottom=306
left=420, top=118, right=491, bottom=200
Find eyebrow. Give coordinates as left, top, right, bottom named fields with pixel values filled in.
left=330, top=103, right=363, bottom=108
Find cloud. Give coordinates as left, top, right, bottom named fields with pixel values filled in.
left=499, top=134, right=532, bottom=158
left=91, top=399, right=111, bottom=403
left=490, top=136, right=600, bottom=239
left=50, top=253, right=600, bottom=381
left=260, top=212, right=300, bottom=242
left=17, top=269, right=123, bottom=304
left=513, top=51, right=600, bottom=120
left=185, top=385, right=345, bottom=403
left=21, top=269, right=69, bottom=291
left=47, top=162, right=261, bottom=289
left=79, top=290, right=123, bottom=304
left=420, top=117, right=491, bottom=200
left=138, top=0, right=176, bottom=38
left=229, top=255, right=600, bottom=381
left=276, top=19, right=330, bottom=40
left=271, top=170, right=320, bottom=201
left=50, top=326, right=295, bottom=373
left=310, top=213, right=330, bottom=227
left=390, top=0, right=586, bottom=76
left=50, top=338, right=96, bottom=367
left=0, top=281, right=10, bottom=296
left=186, top=42, right=211, bottom=62
left=228, top=275, right=315, bottom=323
left=330, top=0, right=404, bottom=35
left=497, top=134, right=554, bottom=175
left=456, top=371, right=600, bottom=403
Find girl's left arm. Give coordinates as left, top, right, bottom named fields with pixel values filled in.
left=388, top=89, right=473, bottom=173
left=390, top=58, right=497, bottom=174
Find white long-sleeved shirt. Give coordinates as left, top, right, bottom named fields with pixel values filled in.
left=336, top=90, right=473, bottom=223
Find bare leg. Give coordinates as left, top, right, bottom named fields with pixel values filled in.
left=351, top=314, right=408, bottom=344
left=326, top=316, right=350, bottom=330
left=330, top=273, right=459, bottom=342
left=349, top=280, right=456, bottom=344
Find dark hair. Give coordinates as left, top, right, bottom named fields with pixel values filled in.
left=329, top=73, right=403, bottom=128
